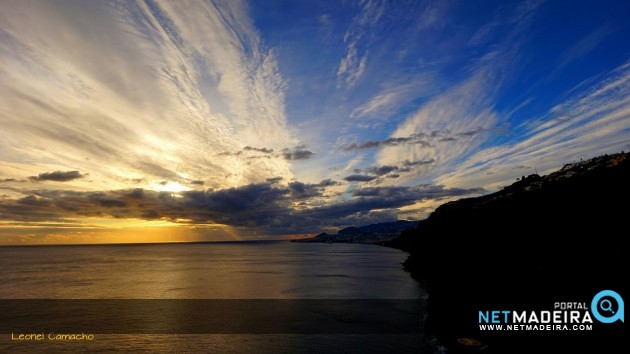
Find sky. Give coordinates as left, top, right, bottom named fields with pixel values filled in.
left=0, top=0, right=628, bottom=244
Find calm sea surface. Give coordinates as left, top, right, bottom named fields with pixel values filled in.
left=0, top=241, right=430, bottom=353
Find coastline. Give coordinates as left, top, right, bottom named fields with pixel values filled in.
left=386, top=153, right=628, bottom=353
left=291, top=152, right=628, bottom=353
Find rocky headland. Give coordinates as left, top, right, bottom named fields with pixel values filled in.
left=291, top=220, right=418, bottom=244
left=387, top=152, right=628, bottom=353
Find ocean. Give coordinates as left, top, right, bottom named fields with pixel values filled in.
left=0, top=241, right=430, bottom=353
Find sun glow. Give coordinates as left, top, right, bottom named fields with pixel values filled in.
left=0, top=217, right=244, bottom=245
left=153, top=181, right=191, bottom=193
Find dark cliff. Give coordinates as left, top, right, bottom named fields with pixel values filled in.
left=387, top=152, right=628, bottom=353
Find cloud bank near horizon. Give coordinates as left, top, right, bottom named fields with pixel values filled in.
left=0, top=0, right=628, bottom=243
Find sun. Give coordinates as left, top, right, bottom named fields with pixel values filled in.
left=153, top=181, right=190, bottom=192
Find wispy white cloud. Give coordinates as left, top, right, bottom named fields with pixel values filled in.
left=375, top=67, right=501, bottom=183
left=415, top=0, right=449, bottom=30
left=0, top=0, right=296, bottom=192
left=351, top=90, right=400, bottom=119
left=557, top=26, right=616, bottom=70
left=349, top=77, right=436, bottom=122
left=468, top=0, right=545, bottom=46
left=317, top=14, right=335, bottom=43
left=437, top=61, right=630, bottom=190
left=337, top=42, right=368, bottom=88
left=0, top=0, right=627, bottom=242
left=370, top=0, right=545, bottom=185
left=336, top=0, right=385, bottom=88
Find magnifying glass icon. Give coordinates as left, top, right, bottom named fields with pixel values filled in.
left=600, top=299, right=615, bottom=314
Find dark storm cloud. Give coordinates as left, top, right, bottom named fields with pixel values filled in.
left=1, top=178, right=21, bottom=182
left=190, top=180, right=205, bottom=185
left=289, top=179, right=341, bottom=199
left=345, top=165, right=401, bottom=182
left=342, top=134, right=431, bottom=151
left=365, top=165, right=398, bottom=176
left=282, top=145, right=314, bottom=160
left=218, top=145, right=313, bottom=161
left=266, top=177, right=284, bottom=184
left=285, top=179, right=340, bottom=199
left=457, top=127, right=488, bottom=137
left=141, top=210, right=160, bottom=219
left=341, top=128, right=490, bottom=152
left=343, top=175, right=377, bottom=182
left=0, top=180, right=483, bottom=234
left=87, top=192, right=128, bottom=208
left=127, top=188, right=145, bottom=198
left=184, top=183, right=287, bottom=214
left=0, top=183, right=290, bottom=226
left=343, top=140, right=381, bottom=150
left=301, top=185, right=485, bottom=222
left=288, top=181, right=323, bottom=199
left=217, top=151, right=241, bottom=156
left=28, top=170, right=85, bottom=182
left=97, top=199, right=128, bottom=207
left=0, top=194, right=65, bottom=222
left=243, top=146, right=274, bottom=154
left=317, top=179, right=342, bottom=187
left=402, top=159, right=435, bottom=167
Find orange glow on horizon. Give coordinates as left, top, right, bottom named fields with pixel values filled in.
left=0, top=217, right=244, bottom=245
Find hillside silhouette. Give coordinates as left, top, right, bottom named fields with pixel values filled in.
left=291, top=220, right=418, bottom=244
left=387, top=152, right=628, bottom=353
